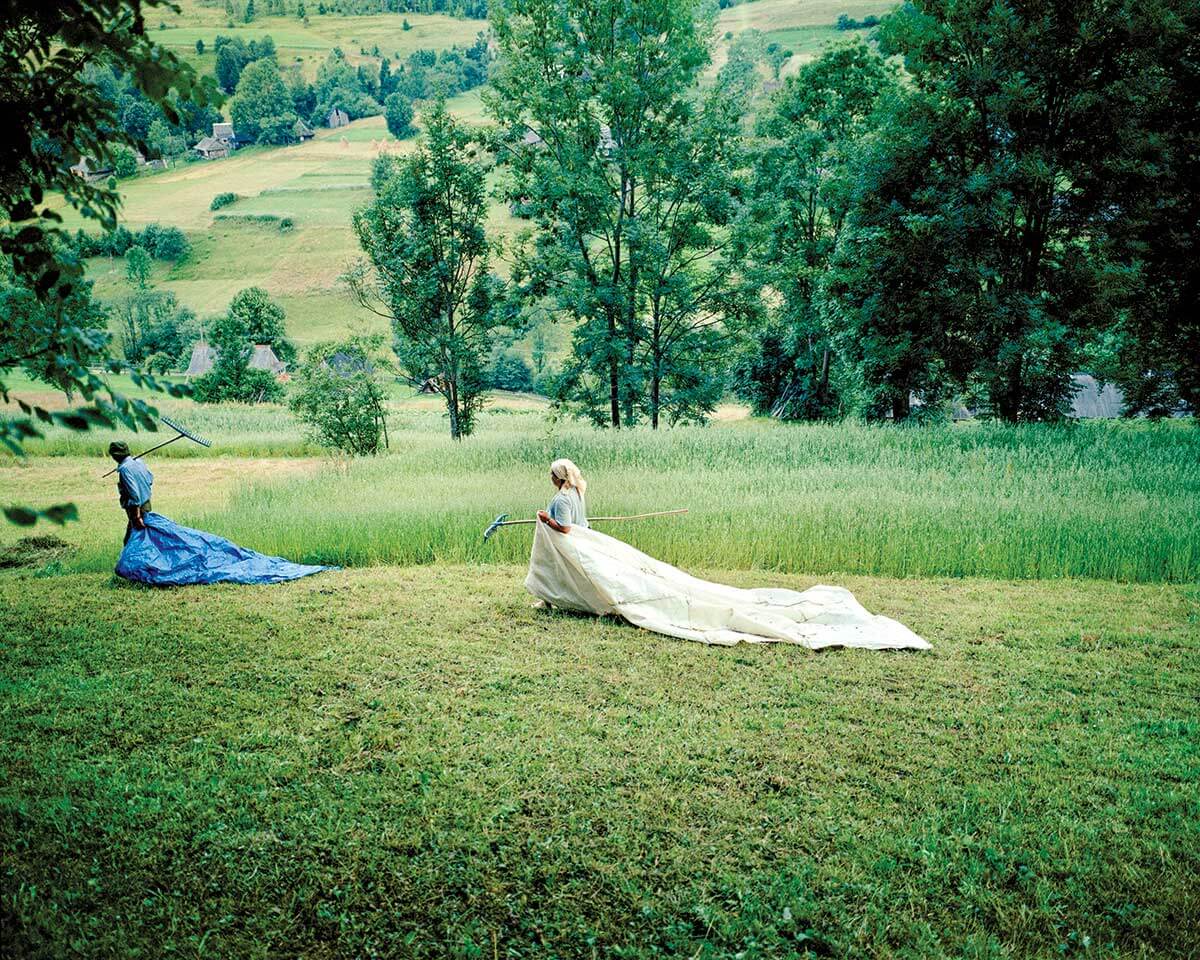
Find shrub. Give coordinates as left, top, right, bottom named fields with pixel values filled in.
left=111, top=144, right=139, bottom=179
left=489, top=351, right=535, bottom=393
left=147, top=225, right=190, bottom=261
left=144, top=351, right=174, bottom=374
left=278, top=216, right=295, bottom=232
left=210, top=192, right=239, bottom=210
left=289, top=337, right=389, bottom=455
left=72, top=223, right=188, bottom=261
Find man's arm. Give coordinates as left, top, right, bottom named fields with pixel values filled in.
left=125, top=504, right=146, bottom=530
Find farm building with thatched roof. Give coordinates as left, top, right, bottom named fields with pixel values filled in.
left=185, top=342, right=287, bottom=378
left=248, top=344, right=287, bottom=374
left=185, top=342, right=216, bottom=377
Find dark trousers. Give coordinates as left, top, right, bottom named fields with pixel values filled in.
left=123, top=500, right=151, bottom=545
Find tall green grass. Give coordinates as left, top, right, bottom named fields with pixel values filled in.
left=58, top=417, right=1200, bottom=583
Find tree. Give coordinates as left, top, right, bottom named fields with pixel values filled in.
left=825, top=0, right=1176, bottom=421
left=195, top=38, right=204, bottom=54
left=244, top=0, right=255, bottom=22
left=531, top=326, right=547, bottom=375
left=378, top=56, right=393, bottom=98
left=0, top=253, right=110, bottom=405
left=120, top=98, right=157, bottom=141
left=0, top=0, right=210, bottom=523
left=226, top=286, right=295, bottom=364
left=146, top=118, right=185, bottom=158
left=349, top=101, right=504, bottom=439
left=230, top=58, right=297, bottom=144
left=116, top=289, right=196, bottom=368
left=289, top=336, right=389, bottom=456
left=733, top=42, right=896, bottom=420
left=284, top=66, right=316, bottom=120
left=124, top=245, right=152, bottom=290
left=1098, top=5, right=1200, bottom=417
left=214, top=37, right=250, bottom=93
left=192, top=311, right=284, bottom=403
left=383, top=92, right=414, bottom=139
left=311, top=47, right=380, bottom=123
left=111, top=143, right=139, bottom=178
left=490, top=0, right=744, bottom=428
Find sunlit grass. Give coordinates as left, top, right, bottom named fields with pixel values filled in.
left=2, top=565, right=1196, bottom=958
left=10, top=410, right=1195, bottom=583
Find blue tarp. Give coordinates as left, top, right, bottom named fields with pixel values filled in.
left=116, top=513, right=335, bottom=586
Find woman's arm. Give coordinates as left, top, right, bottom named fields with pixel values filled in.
left=537, top=510, right=570, bottom=534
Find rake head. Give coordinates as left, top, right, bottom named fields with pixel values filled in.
left=162, top=415, right=211, bottom=447
left=483, top=513, right=509, bottom=541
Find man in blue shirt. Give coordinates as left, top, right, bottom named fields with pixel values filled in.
left=109, top=441, right=153, bottom=543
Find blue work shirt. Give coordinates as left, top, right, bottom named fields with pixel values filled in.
left=548, top=488, right=588, bottom=528
left=117, top=458, right=154, bottom=509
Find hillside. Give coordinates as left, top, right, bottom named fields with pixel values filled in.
left=74, top=0, right=894, bottom=357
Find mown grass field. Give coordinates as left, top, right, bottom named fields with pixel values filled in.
left=2, top=564, right=1197, bottom=958
left=151, top=0, right=487, bottom=83
left=75, top=99, right=530, bottom=353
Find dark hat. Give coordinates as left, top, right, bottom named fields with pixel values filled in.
left=108, top=440, right=130, bottom=457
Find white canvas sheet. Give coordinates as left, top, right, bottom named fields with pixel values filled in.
left=525, top=522, right=930, bottom=651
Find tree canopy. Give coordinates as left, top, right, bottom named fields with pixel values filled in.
left=1, top=0, right=213, bottom=523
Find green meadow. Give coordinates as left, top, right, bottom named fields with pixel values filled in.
left=5, top=398, right=1198, bottom=583
left=2, top=562, right=1197, bottom=958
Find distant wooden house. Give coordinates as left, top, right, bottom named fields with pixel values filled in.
left=185, top=342, right=288, bottom=378
left=185, top=342, right=217, bottom=377
left=196, top=122, right=244, bottom=159
left=194, top=136, right=230, bottom=160
left=326, top=107, right=350, bottom=129
left=293, top=118, right=315, bottom=141
left=326, top=350, right=371, bottom=375
left=68, top=157, right=114, bottom=183
left=519, top=127, right=544, bottom=148
left=1069, top=374, right=1125, bottom=418
left=248, top=344, right=287, bottom=375
left=762, top=79, right=783, bottom=95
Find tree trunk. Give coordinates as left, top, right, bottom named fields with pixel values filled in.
left=995, top=356, right=1024, bottom=423
left=891, top=393, right=911, bottom=422
left=650, top=366, right=660, bottom=430
left=608, top=308, right=621, bottom=429
left=446, top=376, right=461, bottom=440
left=817, top=348, right=830, bottom=404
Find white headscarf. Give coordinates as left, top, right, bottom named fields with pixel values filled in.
left=550, top=458, right=587, bottom=496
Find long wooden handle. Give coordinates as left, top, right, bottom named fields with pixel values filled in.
left=99, top=432, right=183, bottom=478
left=499, top=508, right=688, bottom=527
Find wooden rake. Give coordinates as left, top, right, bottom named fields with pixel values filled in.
left=100, top=415, right=212, bottom=478
left=483, top=509, right=687, bottom=541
